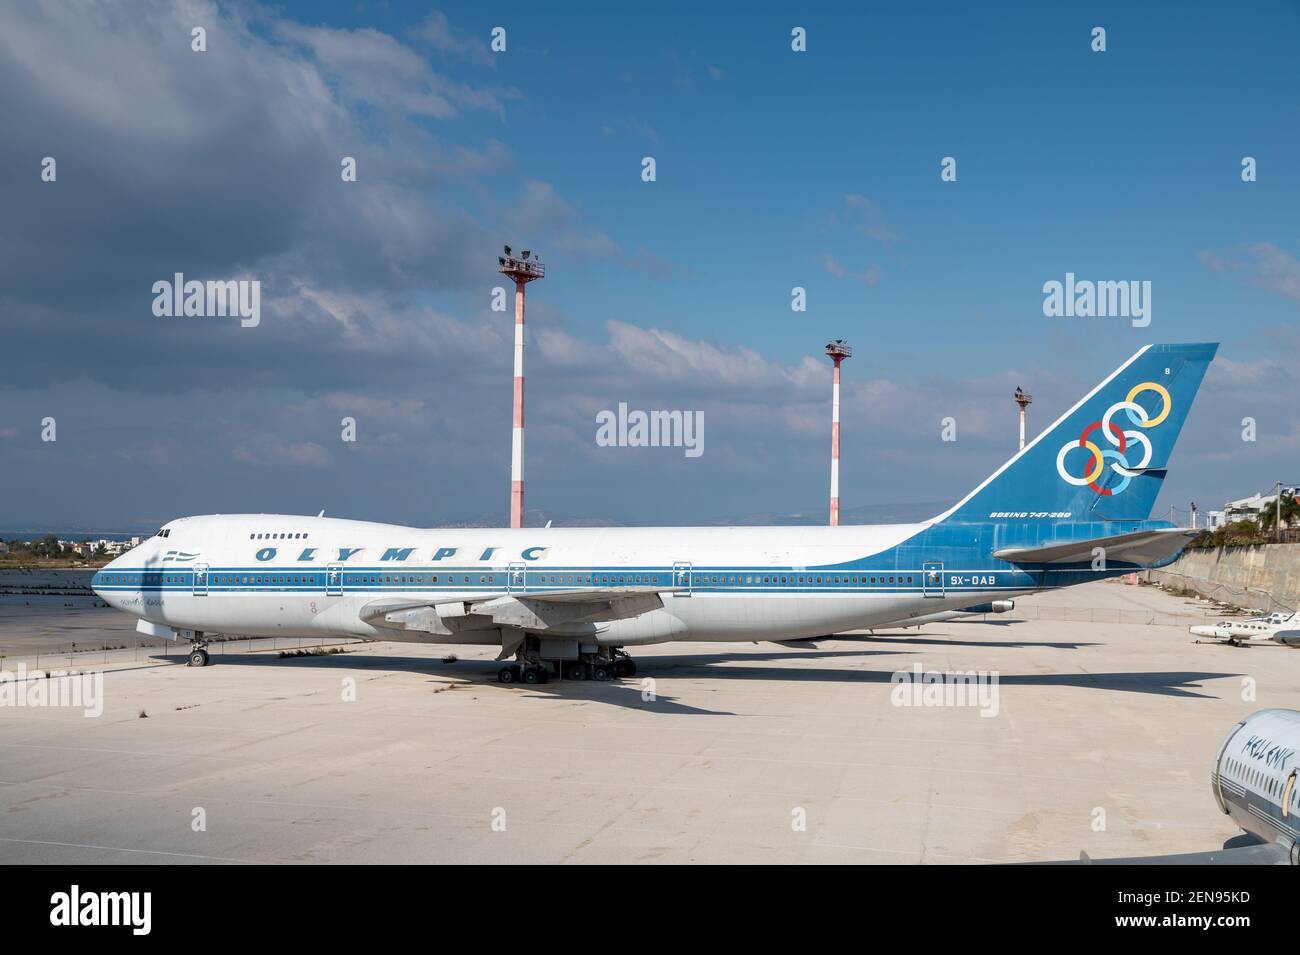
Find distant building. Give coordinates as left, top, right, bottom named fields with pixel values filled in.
left=1206, top=486, right=1300, bottom=529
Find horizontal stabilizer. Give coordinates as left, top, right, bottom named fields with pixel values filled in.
left=993, top=527, right=1196, bottom=566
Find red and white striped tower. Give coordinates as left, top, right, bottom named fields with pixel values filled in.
left=1014, top=386, right=1032, bottom=450
left=825, top=340, right=852, bottom=527
left=498, top=246, right=545, bottom=528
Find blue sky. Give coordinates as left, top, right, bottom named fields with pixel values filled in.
left=323, top=0, right=1300, bottom=366
left=1, top=1, right=1297, bottom=531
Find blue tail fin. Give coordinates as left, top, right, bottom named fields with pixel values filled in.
left=934, top=343, right=1218, bottom=524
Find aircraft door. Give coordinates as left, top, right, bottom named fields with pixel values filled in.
left=508, top=562, right=526, bottom=592
left=325, top=562, right=343, bottom=596
left=672, top=561, right=692, bottom=597
left=923, top=561, right=944, bottom=597
left=192, top=563, right=208, bottom=596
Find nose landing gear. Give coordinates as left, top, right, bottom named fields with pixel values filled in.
left=186, top=633, right=210, bottom=667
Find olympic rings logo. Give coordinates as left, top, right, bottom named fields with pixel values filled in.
left=1055, top=382, right=1171, bottom=496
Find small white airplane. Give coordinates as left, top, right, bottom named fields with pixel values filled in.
left=1190, top=611, right=1300, bottom=647
left=92, top=343, right=1216, bottom=682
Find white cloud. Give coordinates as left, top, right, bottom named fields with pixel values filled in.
left=842, top=194, right=900, bottom=245
left=821, top=254, right=883, bottom=287
left=234, top=438, right=333, bottom=470
left=1197, top=242, right=1300, bottom=303
left=509, top=181, right=620, bottom=258
left=1246, top=242, right=1300, bottom=301
left=275, top=20, right=514, bottom=119
left=409, top=9, right=492, bottom=64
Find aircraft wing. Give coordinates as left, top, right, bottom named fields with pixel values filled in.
left=1041, top=840, right=1292, bottom=865
left=993, top=527, right=1197, bottom=567
left=359, top=586, right=676, bottom=636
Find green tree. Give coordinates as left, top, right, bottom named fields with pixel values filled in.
left=1189, top=520, right=1267, bottom=549
left=1258, top=493, right=1300, bottom=533
left=1219, top=520, right=1268, bottom=547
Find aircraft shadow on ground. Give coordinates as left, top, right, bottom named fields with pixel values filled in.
left=833, top=633, right=1104, bottom=650
left=144, top=646, right=1239, bottom=704
left=149, top=647, right=912, bottom=715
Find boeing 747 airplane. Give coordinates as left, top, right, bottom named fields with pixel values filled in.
left=93, top=342, right=1217, bottom=682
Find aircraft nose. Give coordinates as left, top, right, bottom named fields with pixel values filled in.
left=1190, top=625, right=1214, bottom=637
left=91, top=554, right=124, bottom=598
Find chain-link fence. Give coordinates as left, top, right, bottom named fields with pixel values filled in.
left=1001, top=603, right=1225, bottom=628
left=1140, top=570, right=1296, bottom=615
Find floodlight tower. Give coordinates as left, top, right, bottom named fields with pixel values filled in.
left=1014, top=386, right=1033, bottom=450
left=497, top=245, right=545, bottom=529
left=826, top=340, right=853, bottom=526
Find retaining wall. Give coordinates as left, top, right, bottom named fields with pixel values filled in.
left=1142, top=543, right=1300, bottom=613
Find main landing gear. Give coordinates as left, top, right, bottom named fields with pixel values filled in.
left=497, top=662, right=550, bottom=684
left=498, top=636, right=549, bottom=684
left=497, top=644, right=637, bottom=684
left=560, top=651, right=635, bottom=682
left=575, top=648, right=637, bottom=681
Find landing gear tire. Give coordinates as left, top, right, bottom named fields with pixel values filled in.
left=188, top=648, right=210, bottom=668
left=498, top=665, right=520, bottom=684
left=564, top=661, right=587, bottom=680
left=591, top=663, right=612, bottom=682
left=522, top=665, right=549, bottom=685
left=612, top=660, right=633, bottom=678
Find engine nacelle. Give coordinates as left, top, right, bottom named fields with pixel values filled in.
left=958, top=599, right=1015, bottom=614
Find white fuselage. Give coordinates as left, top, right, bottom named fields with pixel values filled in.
left=1212, top=709, right=1300, bottom=851
left=1191, top=612, right=1300, bottom=644
left=93, top=514, right=1035, bottom=646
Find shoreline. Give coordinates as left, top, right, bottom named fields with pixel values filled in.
left=0, top=562, right=107, bottom=571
